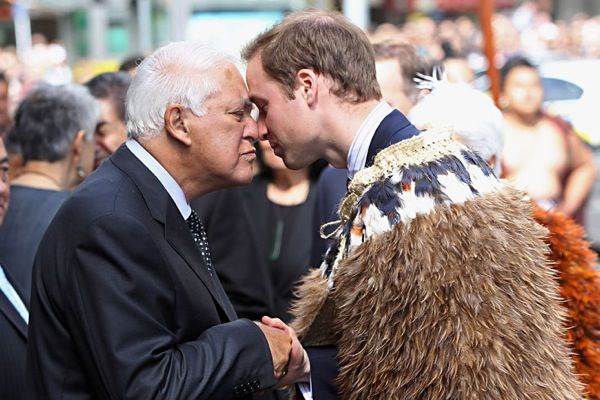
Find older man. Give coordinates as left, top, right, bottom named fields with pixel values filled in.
left=26, top=42, right=306, bottom=399
left=244, top=9, right=582, bottom=400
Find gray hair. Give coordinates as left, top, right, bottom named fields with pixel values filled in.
left=14, top=84, right=99, bottom=163
left=126, top=41, right=236, bottom=139
left=409, top=82, right=504, bottom=176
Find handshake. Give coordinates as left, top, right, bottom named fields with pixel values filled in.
left=255, top=316, right=311, bottom=387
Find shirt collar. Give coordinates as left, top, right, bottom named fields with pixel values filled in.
left=346, top=101, right=394, bottom=179
left=126, top=139, right=191, bottom=219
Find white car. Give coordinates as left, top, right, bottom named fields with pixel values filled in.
left=539, top=59, right=600, bottom=147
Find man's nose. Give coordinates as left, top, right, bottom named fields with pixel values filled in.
left=244, top=119, right=259, bottom=142
left=257, top=118, right=268, bottom=141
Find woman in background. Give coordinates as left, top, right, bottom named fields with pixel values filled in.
left=0, top=84, right=98, bottom=303
left=194, top=140, right=324, bottom=323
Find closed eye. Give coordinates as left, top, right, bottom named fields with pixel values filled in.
left=229, top=110, right=246, bottom=121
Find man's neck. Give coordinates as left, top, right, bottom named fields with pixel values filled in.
left=321, top=99, right=381, bottom=168
left=136, top=137, right=195, bottom=201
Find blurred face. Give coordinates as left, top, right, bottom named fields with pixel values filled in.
left=246, top=55, right=319, bottom=170
left=0, top=81, right=9, bottom=129
left=258, top=139, right=287, bottom=171
left=185, top=65, right=258, bottom=188
left=443, top=58, right=475, bottom=84
left=375, top=58, right=414, bottom=115
left=94, top=99, right=128, bottom=168
left=0, top=139, right=9, bottom=224
left=502, top=66, right=543, bottom=117
left=80, top=136, right=96, bottom=176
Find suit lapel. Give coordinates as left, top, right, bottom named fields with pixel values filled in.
left=366, top=109, right=419, bottom=167
left=164, top=205, right=236, bottom=321
left=0, top=290, right=27, bottom=339
left=110, top=145, right=235, bottom=322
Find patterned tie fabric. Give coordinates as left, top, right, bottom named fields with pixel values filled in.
left=186, top=210, right=214, bottom=275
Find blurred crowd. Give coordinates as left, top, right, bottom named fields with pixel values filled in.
left=370, top=2, right=600, bottom=71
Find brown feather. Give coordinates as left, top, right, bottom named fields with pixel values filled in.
left=293, top=187, right=583, bottom=399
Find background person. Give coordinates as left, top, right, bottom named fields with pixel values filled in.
left=410, top=79, right=600, bottom=399
left=0, top=137, right=29, bottom=400
left=500, top=56, right=596, bottom=225
left=0, top=84, right=98, bottom=302
left=85, top=72, right=131, bottom=168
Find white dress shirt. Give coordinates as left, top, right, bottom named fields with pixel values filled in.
left=346, top=101, right=394, bottom=179
left=126, top=139, right=191, bottom=220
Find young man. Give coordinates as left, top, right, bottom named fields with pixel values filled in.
left=244, top=9, right=582, bottom=399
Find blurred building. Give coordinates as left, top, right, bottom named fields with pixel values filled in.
left=0, top=0, right=323, bottom=64
left=0, top=0, right=598, bottom=66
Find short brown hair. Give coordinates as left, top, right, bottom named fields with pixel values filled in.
left=242, top=9, right=381, bottom=103
left=372, top=41, right=424, bottom=103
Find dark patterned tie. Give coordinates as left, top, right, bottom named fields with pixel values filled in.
left=186, top=210, right=213, bottom=275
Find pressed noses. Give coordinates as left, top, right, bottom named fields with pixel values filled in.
left=256, top=117, right=268, bottom=140
left=244, top=118, right=259, bottom=142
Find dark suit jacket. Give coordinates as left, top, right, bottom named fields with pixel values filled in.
left=192, top=180, right=276, bottom=321
left=306, top=109, right=419, bottom=399
left=311, top=109, right=420, bottom=270
left=193, top=176, right=316, bottom=323
left=25, top=145, right=275, bottom=399
left=0, top=265, right=28, bottom=400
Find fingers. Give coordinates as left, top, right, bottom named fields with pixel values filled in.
left=255, top=322, right=292, bottom=379
left=258, top=316, right=310, bottom=386
left=261, top=316, right=288, bottom=332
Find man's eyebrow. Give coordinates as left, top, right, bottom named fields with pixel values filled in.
left=0, top=157, right=8, bottom=165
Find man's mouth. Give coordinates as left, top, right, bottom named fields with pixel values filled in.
left=240, top=148, right=256, bottom=162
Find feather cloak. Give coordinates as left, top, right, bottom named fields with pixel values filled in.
left=533, top=206, right=600, bottom=399
left=291, top=130, right=583, bottom=399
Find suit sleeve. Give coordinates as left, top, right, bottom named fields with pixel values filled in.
left=67, top=213, right=275, bottom=399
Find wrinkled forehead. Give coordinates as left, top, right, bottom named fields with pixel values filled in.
left=207, top=67, right=252, bottom=106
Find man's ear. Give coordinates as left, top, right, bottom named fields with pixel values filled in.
left=296, top=68, right=318, bottom=106
left=164, top=104, right=192, bottom=146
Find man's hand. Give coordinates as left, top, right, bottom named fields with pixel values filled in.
left=261, top=316, right=311, bottom=388
left=255, top=321, right=292, bottom=379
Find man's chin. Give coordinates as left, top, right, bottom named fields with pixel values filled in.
left=282, top=156, right=310, bottom=171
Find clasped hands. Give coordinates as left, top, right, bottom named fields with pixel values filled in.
left=255, top=316, right=310, bottom=388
